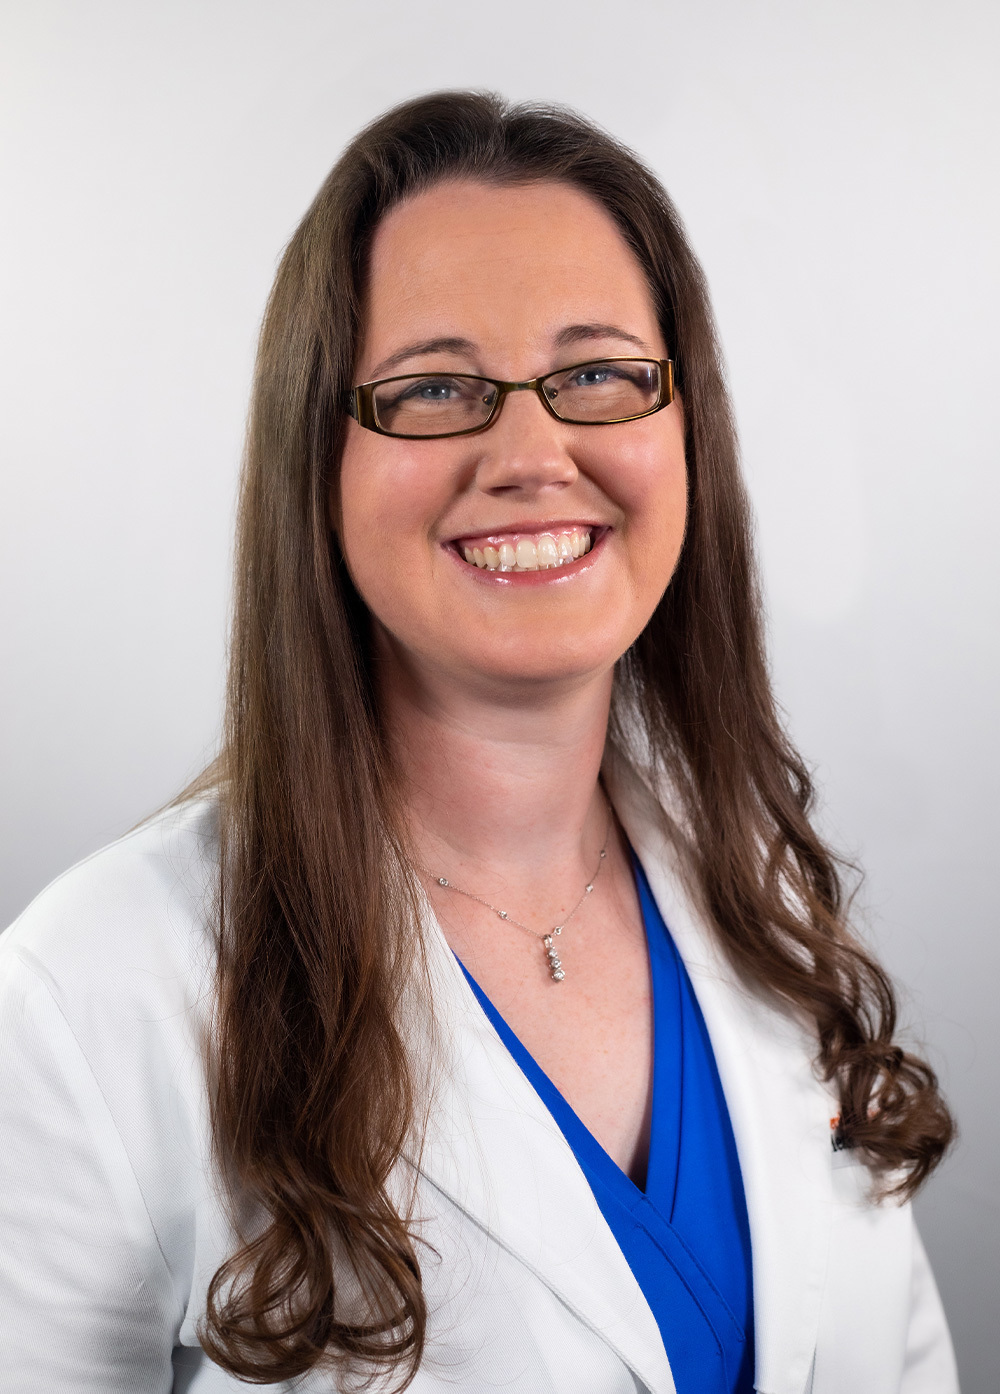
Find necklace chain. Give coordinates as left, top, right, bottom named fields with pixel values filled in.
left=422, top=813, right=612, bottom=983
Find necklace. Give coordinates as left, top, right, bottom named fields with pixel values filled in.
left=423, top=816, right=611, bottom=983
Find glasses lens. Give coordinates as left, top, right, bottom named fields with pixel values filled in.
left=542, top=359, right=660, bottom=422
left=372, top=374, right=497, bottom=436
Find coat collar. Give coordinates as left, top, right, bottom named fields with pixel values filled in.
left=405, top=753, right=834, bottom=1394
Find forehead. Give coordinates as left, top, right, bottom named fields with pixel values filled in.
left=357, top=179, right=663, bottom=373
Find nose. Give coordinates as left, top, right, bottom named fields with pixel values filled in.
left=472, top=386, right=579, bottom=496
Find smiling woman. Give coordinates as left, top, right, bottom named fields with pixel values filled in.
left=0, top=92, right=957, bottom=1394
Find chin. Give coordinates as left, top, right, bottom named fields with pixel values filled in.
left=457, top=634, right=626, bottom=691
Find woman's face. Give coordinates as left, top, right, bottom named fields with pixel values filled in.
left=336, top=178, right=688, bottom=697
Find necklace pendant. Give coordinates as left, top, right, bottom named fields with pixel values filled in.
left=427, top=800, right=610, bottom=988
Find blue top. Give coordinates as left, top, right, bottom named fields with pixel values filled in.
left=459, top=856, right=755, bottom=1394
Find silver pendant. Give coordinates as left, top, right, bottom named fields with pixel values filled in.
left=542, top=933, right=565, bottom=982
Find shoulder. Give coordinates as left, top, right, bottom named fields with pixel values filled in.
left=0, top=796, right=221, bottom=1175
left=1, top=794, right=220, bottom=1015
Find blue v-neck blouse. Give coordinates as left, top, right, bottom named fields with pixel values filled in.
left=458, top=857, right=755, bottom=1394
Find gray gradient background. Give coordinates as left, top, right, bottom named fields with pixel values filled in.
left=1, top=1, right=997, bottom=1387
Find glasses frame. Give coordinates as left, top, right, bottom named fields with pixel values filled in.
left=346, top=356, right=675, bottom=440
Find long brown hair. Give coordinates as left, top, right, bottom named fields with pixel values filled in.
left=200, top=90, right=954, bottom=1389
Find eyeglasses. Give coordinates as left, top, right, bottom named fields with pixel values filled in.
left=346, top=357, right=674, bottom=440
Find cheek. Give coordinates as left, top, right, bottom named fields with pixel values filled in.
left=335, top=435, right=447, bottom=621
left=338, top=437, right=396, bottom=542
left=614, top=423, right=688, bottom=570
left=336, top=440, right=398, bottom=611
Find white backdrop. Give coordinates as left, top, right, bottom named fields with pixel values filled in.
left=2, top=1, right=997, bottom=1387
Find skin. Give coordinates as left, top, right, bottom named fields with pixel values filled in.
left=336, top=178, right=688, bottom=1185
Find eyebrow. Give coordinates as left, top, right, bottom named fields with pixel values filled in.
left=368, top=337, right=476, bottom=380
left=552, top=322, right=650, bottom=353
left=365, top=323, right=651, bottom=382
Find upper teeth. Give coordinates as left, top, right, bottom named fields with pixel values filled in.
left=461, top=528, right=593, bottom=572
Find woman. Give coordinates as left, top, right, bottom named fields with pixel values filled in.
left=0, top=92, right=957, bottom=1393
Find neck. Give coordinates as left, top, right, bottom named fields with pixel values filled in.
left=379, top=643, right=614, bottom=898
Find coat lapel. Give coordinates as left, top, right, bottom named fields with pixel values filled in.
left=606, top=755, right=833, bottom=1394
left=405, top=904, right=677, bottom=1394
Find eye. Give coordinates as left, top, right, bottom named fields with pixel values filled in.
left=398, top=377, right=466, bottom=402
left=371, top=372, right=496, bottom=434
left=570, top=365, right=617, bottom=388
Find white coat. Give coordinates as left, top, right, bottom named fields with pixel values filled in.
left=0, top=758, right=958, bottom=1393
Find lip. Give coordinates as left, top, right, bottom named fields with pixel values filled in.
left=444, top=524, right=610, bottom=585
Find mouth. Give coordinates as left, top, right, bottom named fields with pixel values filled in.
left=452, top=524, right=600, bottom=573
